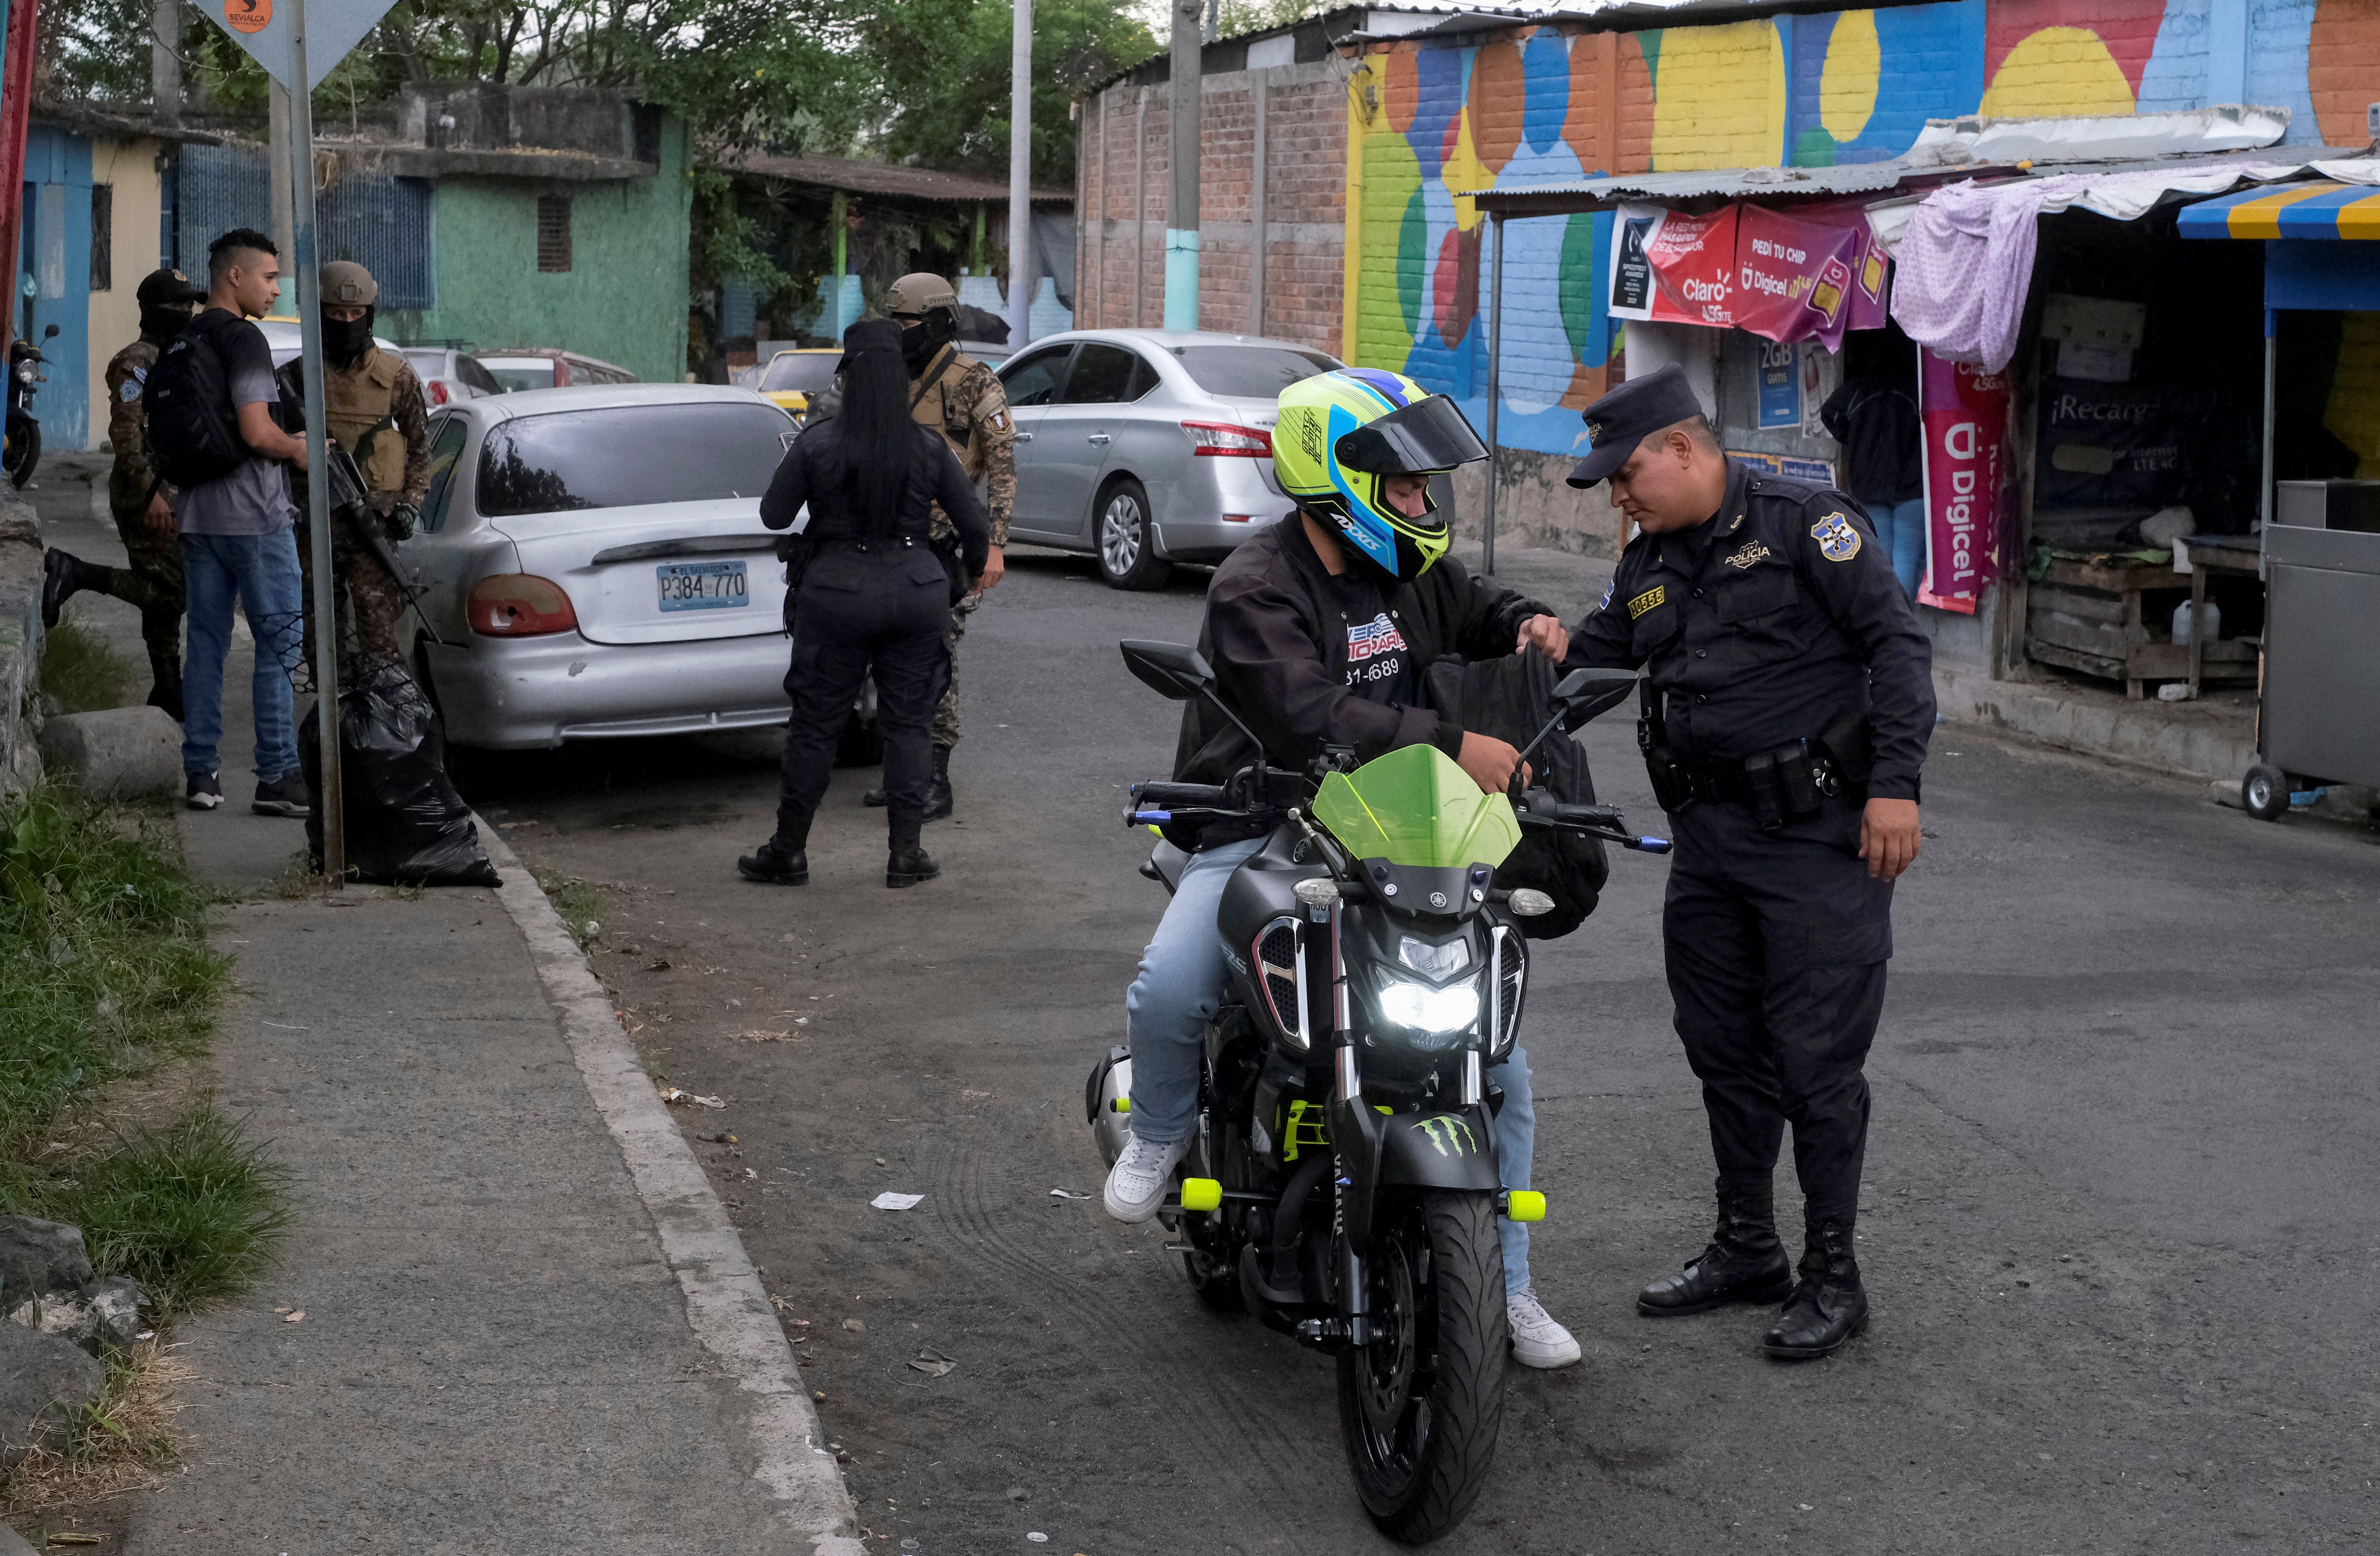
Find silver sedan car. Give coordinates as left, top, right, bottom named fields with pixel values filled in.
left=398, top=384, right=797, bottom=749
left=996, top=329, right=1341, bottom=589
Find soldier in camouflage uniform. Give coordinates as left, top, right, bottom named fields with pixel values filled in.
left=859, top=272, right=1015, bottom=821
left=283, top=261, right=430, bottom=668
left=40, top=269, right=206, bottom=719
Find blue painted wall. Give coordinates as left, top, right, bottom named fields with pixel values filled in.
left=18, top=125, right=94, bottom=451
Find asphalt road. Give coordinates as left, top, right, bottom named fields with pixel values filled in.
left=32, top=455, right=2380, bottom=1552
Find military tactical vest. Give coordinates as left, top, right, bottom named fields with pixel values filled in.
left=325, top=348, right=408, bottom=493
left=908, top=346, right=982, bottom=477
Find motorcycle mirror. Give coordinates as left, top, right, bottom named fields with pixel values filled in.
left=1553, top=667, right=1636, bottom=705
left=41, top=324, right=58, bottom=339
left=1507, top=889, right=1555, bottom=916
left=1119, top=640, right=1217, bottom=703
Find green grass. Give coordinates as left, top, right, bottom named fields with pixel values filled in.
left=37, top=616, right=132, bottom=714
left=13, top=1106, right=293, bottom=1313
left=534, top=868, right=605, bottom=949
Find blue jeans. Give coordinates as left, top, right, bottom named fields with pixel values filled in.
left=1123, top=837, right=1540, bottom=1293
left=1872, top=496, right=1927, bottom=598
left=181, top=531, right=306, bottom=782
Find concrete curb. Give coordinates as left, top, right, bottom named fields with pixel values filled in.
left=474, top=820, right=866, bottom=1556
left=1933, top=663, right=2258, bottom=783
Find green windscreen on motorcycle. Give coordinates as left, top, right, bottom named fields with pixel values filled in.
left=1313, top=744, right=1521, bottom=870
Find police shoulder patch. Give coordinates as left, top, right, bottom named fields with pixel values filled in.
left=119, top=376, right=145, bottom=403
left=1626, top=584, right=1666, bottom=619
left=987, top=408, right=1010, bottom=432
left=1810, top=511, right=1862, bottom=563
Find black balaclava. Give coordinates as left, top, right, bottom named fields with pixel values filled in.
left=898, top=305, right=958, bottom=377
left=138, top=303, right=195, bottom=346
left=325, top=307, right=376, bottom=369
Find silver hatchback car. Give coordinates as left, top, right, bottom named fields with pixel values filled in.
left=996, top=329, right=1341, bottom=589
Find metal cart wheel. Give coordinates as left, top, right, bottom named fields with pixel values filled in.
left=2242, top=763, right=2291, bottom=822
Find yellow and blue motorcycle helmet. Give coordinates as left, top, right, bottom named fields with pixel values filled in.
left=1274, top=368, right=1489, bottom=582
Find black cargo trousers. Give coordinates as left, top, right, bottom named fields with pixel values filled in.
left=1661, top=790, right=1894, bottom=1227
left=773, top=542, right=952, bottom=851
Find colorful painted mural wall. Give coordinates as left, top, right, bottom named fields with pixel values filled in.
left=1346, top=0, right=2376, bottom=459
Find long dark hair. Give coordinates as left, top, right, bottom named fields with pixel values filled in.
left=833, top=318, right=919, bottom=528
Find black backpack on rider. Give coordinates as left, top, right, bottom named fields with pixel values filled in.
left=1423, top=651, right=1611, bottom=941
left=142, top=309, right=253, bottom=488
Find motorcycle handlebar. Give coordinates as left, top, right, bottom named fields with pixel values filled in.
left=1134, top=781, right=1230, bottom=809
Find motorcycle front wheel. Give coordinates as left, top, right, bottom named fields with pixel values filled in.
left=5, top=419, right=36, bottom=488
left=1336, top=1189, right=1508, bottom=1544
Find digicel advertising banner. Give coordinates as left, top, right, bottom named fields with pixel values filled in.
left=1607, top=203, right=1888, bottom=351
left=1917, top=350, right=2011, bottom=614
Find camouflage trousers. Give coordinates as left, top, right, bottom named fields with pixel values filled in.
left=103, top=510, right=187, bottom=667
left=294, top=522, right=407, bottom=671
left=933, top=599, right=977, bottom=748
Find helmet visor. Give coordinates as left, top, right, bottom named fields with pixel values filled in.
left=1332, top=394, right=1488, bottom=476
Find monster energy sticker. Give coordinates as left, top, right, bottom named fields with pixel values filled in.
left=1413, top=1116, right=1479, bottom=1157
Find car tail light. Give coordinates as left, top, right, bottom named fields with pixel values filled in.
left=427, top=379, right=450, bottom=406
left=467, top=573, right=577, bottom=637
left=1181, top=420, right=1271, bottom=457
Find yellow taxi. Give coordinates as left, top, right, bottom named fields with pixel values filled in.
left=755, top=348, right=842, bottom=418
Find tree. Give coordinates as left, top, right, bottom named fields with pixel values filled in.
left=862, top=0, right=1155, bottom=190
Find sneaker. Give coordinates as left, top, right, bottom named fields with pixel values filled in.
left=1102, top=1131, right=1190, bottom=1224
left=253, top=773, right=311, bottom=817
left=1508, top=1284, right=1582, bottom=1369
left=185, top=771, right=224, bottom=810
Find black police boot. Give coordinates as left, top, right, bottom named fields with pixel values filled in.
left=40, top=548, right=106, bottom=630
left=1637, top=1178, right=1795, bottom=1317
left=886, top=807, right=939, bottom=888
left=737, top=838, right=809, bottom=885
left=1762, top=1220, right=1869, bottom=1361
left=860, top=786, right=889, bottom=807
left=146, top=650, right=184, bottom=724
left=921, top=744, right=955, bottom=822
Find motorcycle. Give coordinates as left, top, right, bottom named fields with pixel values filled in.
left=1088, top=639, right=1667, bottom=1544
left=4, top=324, right=59, bottom=489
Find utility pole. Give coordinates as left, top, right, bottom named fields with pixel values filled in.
left=1164, top=0, right=1200, bottom=330
left=268, top=81, right=294, bottom=312
left=286, top=0, right=344, bottom=885
left=151, top=0, right=180, bottom=129
left=1007, top=0, right=1032, bottom=349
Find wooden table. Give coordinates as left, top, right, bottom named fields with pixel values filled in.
left=2176, top=532, right=2264, bottom=699
left=2025, top=551, right=2258, bottom=698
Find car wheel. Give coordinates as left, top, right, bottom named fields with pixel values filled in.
left=1096, top=478, right=1171, bottom=592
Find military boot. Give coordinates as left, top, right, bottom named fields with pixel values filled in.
left=1762, top=1221, right=1869, bottom=1361
left=40, top=548, right=107, bottom=630
left=921, top=744, right=954, bottom=822
left=147, top=650, right=184, bottom=724
left=737, top=837, right=809, bottom=885
left=886, top=806, right=939, bottom=887
left=1637, top=1178, right=1794, bottom=1317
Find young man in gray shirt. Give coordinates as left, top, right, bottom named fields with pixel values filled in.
left=174, top=228, right=313, bottom=815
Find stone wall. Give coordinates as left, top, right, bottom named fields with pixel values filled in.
left=0, top=494, right=46, bottom=797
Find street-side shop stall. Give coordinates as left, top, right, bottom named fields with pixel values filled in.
left=2174, top=184, right=2380, bottom=815
left=1457, top=111, right=2380, bottom=696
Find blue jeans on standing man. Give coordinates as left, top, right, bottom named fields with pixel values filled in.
left=1871, top=496, right=1928, bottom=598
left=1123, top=836, right=1542, bottom=1295
left=180, top=530, right=306, bottom=782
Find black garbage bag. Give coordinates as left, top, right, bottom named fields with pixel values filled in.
left=1423, top=649, right=1609, bottom=941
left=300, top=660, right=500, bottom=887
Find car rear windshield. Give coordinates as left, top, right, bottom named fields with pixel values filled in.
left=1169, top=345, right=1340, bottom=398
left=482, top=359, right=557, bottom=393
left=761, top=353, right=840, bottom=393
left=478, top=403, right=791, bottom=517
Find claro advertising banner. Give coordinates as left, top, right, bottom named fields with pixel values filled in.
left=1607, top=202, right=1888, bottom=351
left=1917, top=350, right=2012, bottom=613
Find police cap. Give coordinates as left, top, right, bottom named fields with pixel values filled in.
left=1566, top=364, right=1709, bottom=488
left=134, top=268, right=204, bottom=307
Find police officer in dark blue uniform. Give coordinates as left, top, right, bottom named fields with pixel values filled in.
left=1561, top=365, right=1933, bottom=1360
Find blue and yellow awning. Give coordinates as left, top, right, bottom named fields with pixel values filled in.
left=2177, top=181, right=2380, bottom=240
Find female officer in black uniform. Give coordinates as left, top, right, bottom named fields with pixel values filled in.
left=740, top=318, right=990, bottom=889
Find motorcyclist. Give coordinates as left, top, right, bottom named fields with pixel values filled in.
left=1102, top=367, right=1586, bottom=1369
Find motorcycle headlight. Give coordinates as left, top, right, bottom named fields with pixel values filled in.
left=13, top=363, right=32, bottom=384
left=1376, top=973, right=1481, bottom=1039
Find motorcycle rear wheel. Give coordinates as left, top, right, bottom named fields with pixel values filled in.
left=1336, top=1189, right=1508, bottom=1544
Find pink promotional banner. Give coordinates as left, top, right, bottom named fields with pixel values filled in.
left=1610, top=202, right=1889, bottom=350
left=1917, top=350, right=2012, bottom=613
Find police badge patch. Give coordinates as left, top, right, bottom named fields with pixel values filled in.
left=1810, top=512, right=1861, bottom=562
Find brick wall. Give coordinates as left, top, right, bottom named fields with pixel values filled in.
left=1079, top=62, right=1348, bottom=355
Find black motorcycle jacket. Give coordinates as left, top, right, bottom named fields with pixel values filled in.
left=1171, top=513, right=1554, bottom=847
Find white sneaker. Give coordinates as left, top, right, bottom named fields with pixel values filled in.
left=1508, top=1284, right=1582, bottom=1369
left=1102, top=1131, right=1190, bottom=1224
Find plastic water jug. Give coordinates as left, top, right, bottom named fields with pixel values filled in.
left=2172, top=599, right=2221, bottom=645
